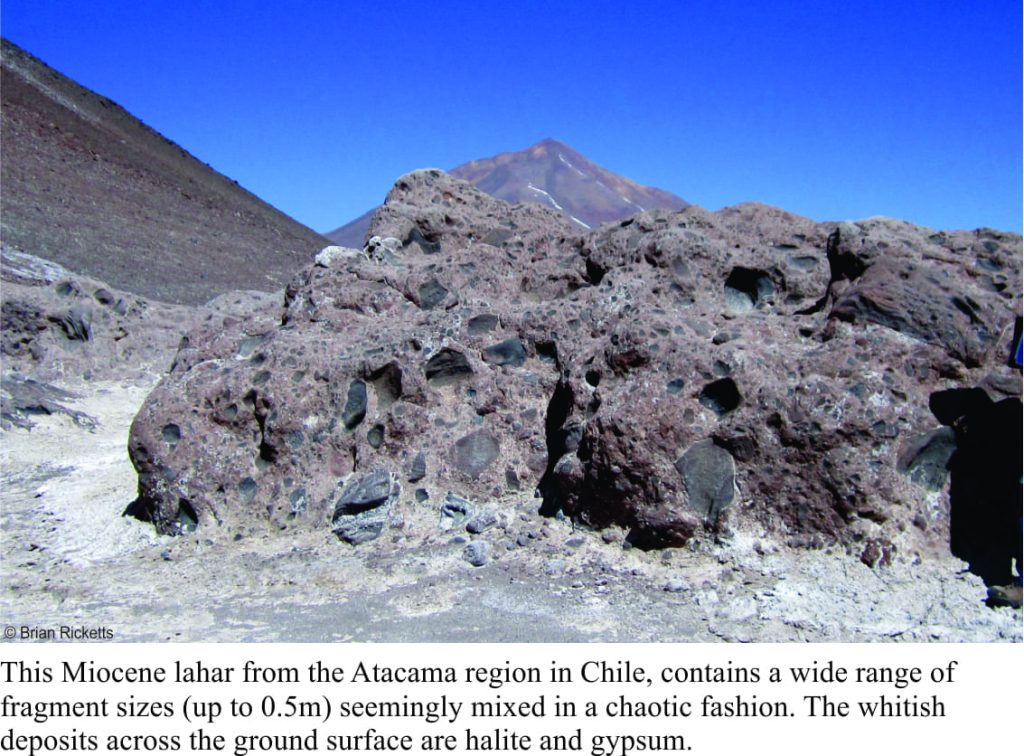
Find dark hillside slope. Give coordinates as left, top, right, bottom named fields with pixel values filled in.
left=0, top=39, right=328, bottom=305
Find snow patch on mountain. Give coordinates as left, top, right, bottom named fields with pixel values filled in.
left=526, top=183, right=563, bottom=211
left=558, top=153, right=587, bottom=178
left=621, top=195, right=646, bottom=212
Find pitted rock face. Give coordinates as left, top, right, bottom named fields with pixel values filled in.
left=128, top=170, right=1022, bottom=571
left=1, top=246, right=273, bottom=384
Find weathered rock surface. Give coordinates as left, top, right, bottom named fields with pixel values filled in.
left=128, top=169, right=1022, bottom=584
left=0, top=374, right=97, bottom=431
left=1, top=245, right=278, bottom=383
left=1, top=246, right=190, bottom=382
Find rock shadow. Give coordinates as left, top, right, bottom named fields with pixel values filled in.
left=930, top=388, right=1022, bottom=589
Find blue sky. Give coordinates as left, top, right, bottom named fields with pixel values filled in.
left=2, top=1, right=1021, bottom=233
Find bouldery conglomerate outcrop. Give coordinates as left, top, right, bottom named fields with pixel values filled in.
left=127, top=169, right=1022, bottom=581
left=0, top=245, right=277, bottom=382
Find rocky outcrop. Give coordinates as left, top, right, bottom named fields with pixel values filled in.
left=127, top=169, right=1022, bottom=579
left=822, top=219, right=1018, bottom=367
left=1, top=246, right=189, bottom=382
left=0, top=374, right=97, bottom=431
left=1, top=245, right=277, bottom=382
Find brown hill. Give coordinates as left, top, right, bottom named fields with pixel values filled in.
left=326, top=138, right=687, bottom=245
left=0, top=38, right=329, bottom=305
left=451, top=138, right=688, bottom=229
left=327, top=208, right=377, bottom=249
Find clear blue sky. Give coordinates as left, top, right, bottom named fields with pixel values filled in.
left=2, top=1, right=1021, bottom=233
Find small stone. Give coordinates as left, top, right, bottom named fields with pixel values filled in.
left=53, top=305, right=93, bottom=341
left=418, top=278, right=449, bottom=310
left=342, top=379, right=368, bottom=430
left=466, top=509, right=498, bottom=534
left=315, top=245, right=364, bottom=267
left=334, top=470, right=397, bottom=516
left=543, top=559, right=566, bottom=575
left=238, top=477, right=257, bottom=504
left=897, top=427, right=956, bottom=491
left=333, top=508, right=388, bottom=545
left=440, top=493, right=473, bottom=530
left=93, top=288, right=115, bottom=306
left=407, top=451, right=427, bottom=482
left=367, top=424, right=385, bottom=449
left=565, top=537, right=585, bottom=548
left=463, top=541, right=490, bottom=567
left=332, top=470, right=399, bottom=545
left=675, top=439, right=736, bottom=525
left=516, top=533, right=530, bottom=547
left=482, top=338, right=526, bottom=367
left=664, top=579, right=690, bottom=593
left=468, top=313, right=499, bottom=335
left=452, top=430, right=500, bottom=479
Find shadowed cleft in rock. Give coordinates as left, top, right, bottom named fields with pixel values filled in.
left=425, top=348, right=473, bottom=384
left=699, top=378, right=741, bottom=417
left=724, top=267, right=774, bottom=313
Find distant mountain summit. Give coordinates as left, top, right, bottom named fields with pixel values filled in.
left=326, top=138, right=687, bottom=246
left=452, top=138, right=688, bottom=230
left=0, top=38, right=328, bottom=305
